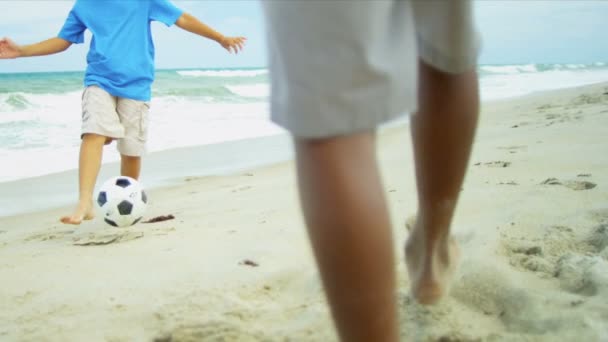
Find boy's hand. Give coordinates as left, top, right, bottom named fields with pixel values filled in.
left=0, top=37, right=22, bottom=59
left=219, top=36, right=246, bottom=54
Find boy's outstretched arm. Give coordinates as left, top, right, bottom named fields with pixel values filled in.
left=0, top=37, right=72, bottom=59
left=175, top=13, right=246, bottom=54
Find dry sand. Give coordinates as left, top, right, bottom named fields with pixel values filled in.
left=1, top=83, right=607, bottom=341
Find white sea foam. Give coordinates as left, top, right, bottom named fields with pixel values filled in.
left=480, top=64, right=538, bottom=74
left=481, top=68, right=608, bottom=100
left=0, top=99, right=285, bottom=182
left=0, top=91, right=81, bottom=119
left=177, top=69, right=268, bottom=78
left=146, top=100, right=283, bottom=153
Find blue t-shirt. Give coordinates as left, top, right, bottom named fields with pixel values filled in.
left=58, top=0, right=183, bottom=101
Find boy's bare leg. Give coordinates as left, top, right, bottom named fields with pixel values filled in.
left=406, top=60, right=479, bottom=304
left=60, top=133, right=107, bottom=225
left=295, top=132, right=399, bottom=342
left=120, top=155, right=141, bottom=180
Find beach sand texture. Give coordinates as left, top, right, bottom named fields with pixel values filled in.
left=1, top=83, right=608, bottom=341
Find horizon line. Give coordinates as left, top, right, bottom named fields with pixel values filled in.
left=1, top=61, right=607, bottom=75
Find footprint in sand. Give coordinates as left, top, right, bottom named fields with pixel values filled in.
left=497, top=145, right=527, bottom=154
left=24, top=229, right=75, bottom=242
left=473, top=161, right=511, bottom=168
left=503, top=223, right=603, bottom=284
left=537, top=103, right=556, bottom=110
left=587, top=223, right=608, bottom=251
left=571, top=93, right=606, bottom=105
left=585, top=210, right=608, bottom=264
left=505, top=240, right=553, bottom=275
left=563, top=180, right=597, bottom=190
left=543, top=115, right=566, bottom=127
left=153, top=291, right=272, bottom=342
left=498, top=181, right=519, bottom=186
left=540, top=177, right=562, bottom=185
left=404, top=210, right=608, bottom=339
left=154, top=322, right=264, bottom=342
left=539, top=177, right=596, bottom=190
left=555, top=253, right=608, bottom=296
left=499, top=211, right=608, bottom=337
left=510, top=121, right=530, bottom=128
left=451, top=265, right=585, bottom=337
left=72, top=229, right=143, bottom=246
left=448, top=254, right=607, bottom=340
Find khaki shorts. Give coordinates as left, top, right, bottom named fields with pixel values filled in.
left=81, top=85, right=150, bottom=156
left=262, top=0, right=481, bottom=138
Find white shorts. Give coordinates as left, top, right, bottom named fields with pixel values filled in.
left=81, top=86, right=150, bottom=156
left=262, top=0, right=481, bottom=138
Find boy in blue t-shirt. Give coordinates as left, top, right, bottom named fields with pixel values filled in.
left=0, top=0, right=246, bottom=225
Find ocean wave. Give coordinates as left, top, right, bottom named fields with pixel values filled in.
left=153, top=85, right=234, bottom=99
left=176, top=69, right=268, bottom=78
left=479, top=62, right=607, bottom=75
left=480, top=65, right=608, bottom=100
left=0, top=92, right=81, bottom=130
left=0, top=91, right=81, bottom=113
left=153, top=83, right=268, bottom=101
left=0, top=93, right=31, bottom=111
left=480, top=64, right=539, bottom=74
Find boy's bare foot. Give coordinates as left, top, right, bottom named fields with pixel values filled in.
left=60, top=201, right=95, bottom=225
left=404, top=221, right=460, bottom=305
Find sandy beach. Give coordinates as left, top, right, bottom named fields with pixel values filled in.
left=1, top=82, right=607, bottom=341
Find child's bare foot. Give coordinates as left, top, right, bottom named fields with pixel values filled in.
left=60, top=201, right=95, bottom=225
left=404, top=221, right=460, bottom=305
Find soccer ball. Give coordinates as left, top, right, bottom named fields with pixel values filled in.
left=96, top=176, right=147, bottom=227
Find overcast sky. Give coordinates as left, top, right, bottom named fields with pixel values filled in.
left=1, top=0, right=607, bottom=73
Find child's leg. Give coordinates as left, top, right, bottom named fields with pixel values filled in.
left=120, top=155, right=141, bottom=180
left=116, top=97, right=148, bottom=181
left=62, top=86, right=123, bottom=225
left=405, top=60, right=479, bottom=304
left=60, top=133, right=107, bottom=225
left=295, top=132, right=399, bottom=342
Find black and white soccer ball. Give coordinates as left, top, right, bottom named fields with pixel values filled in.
left=96, top=176, right=147, bottom=227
